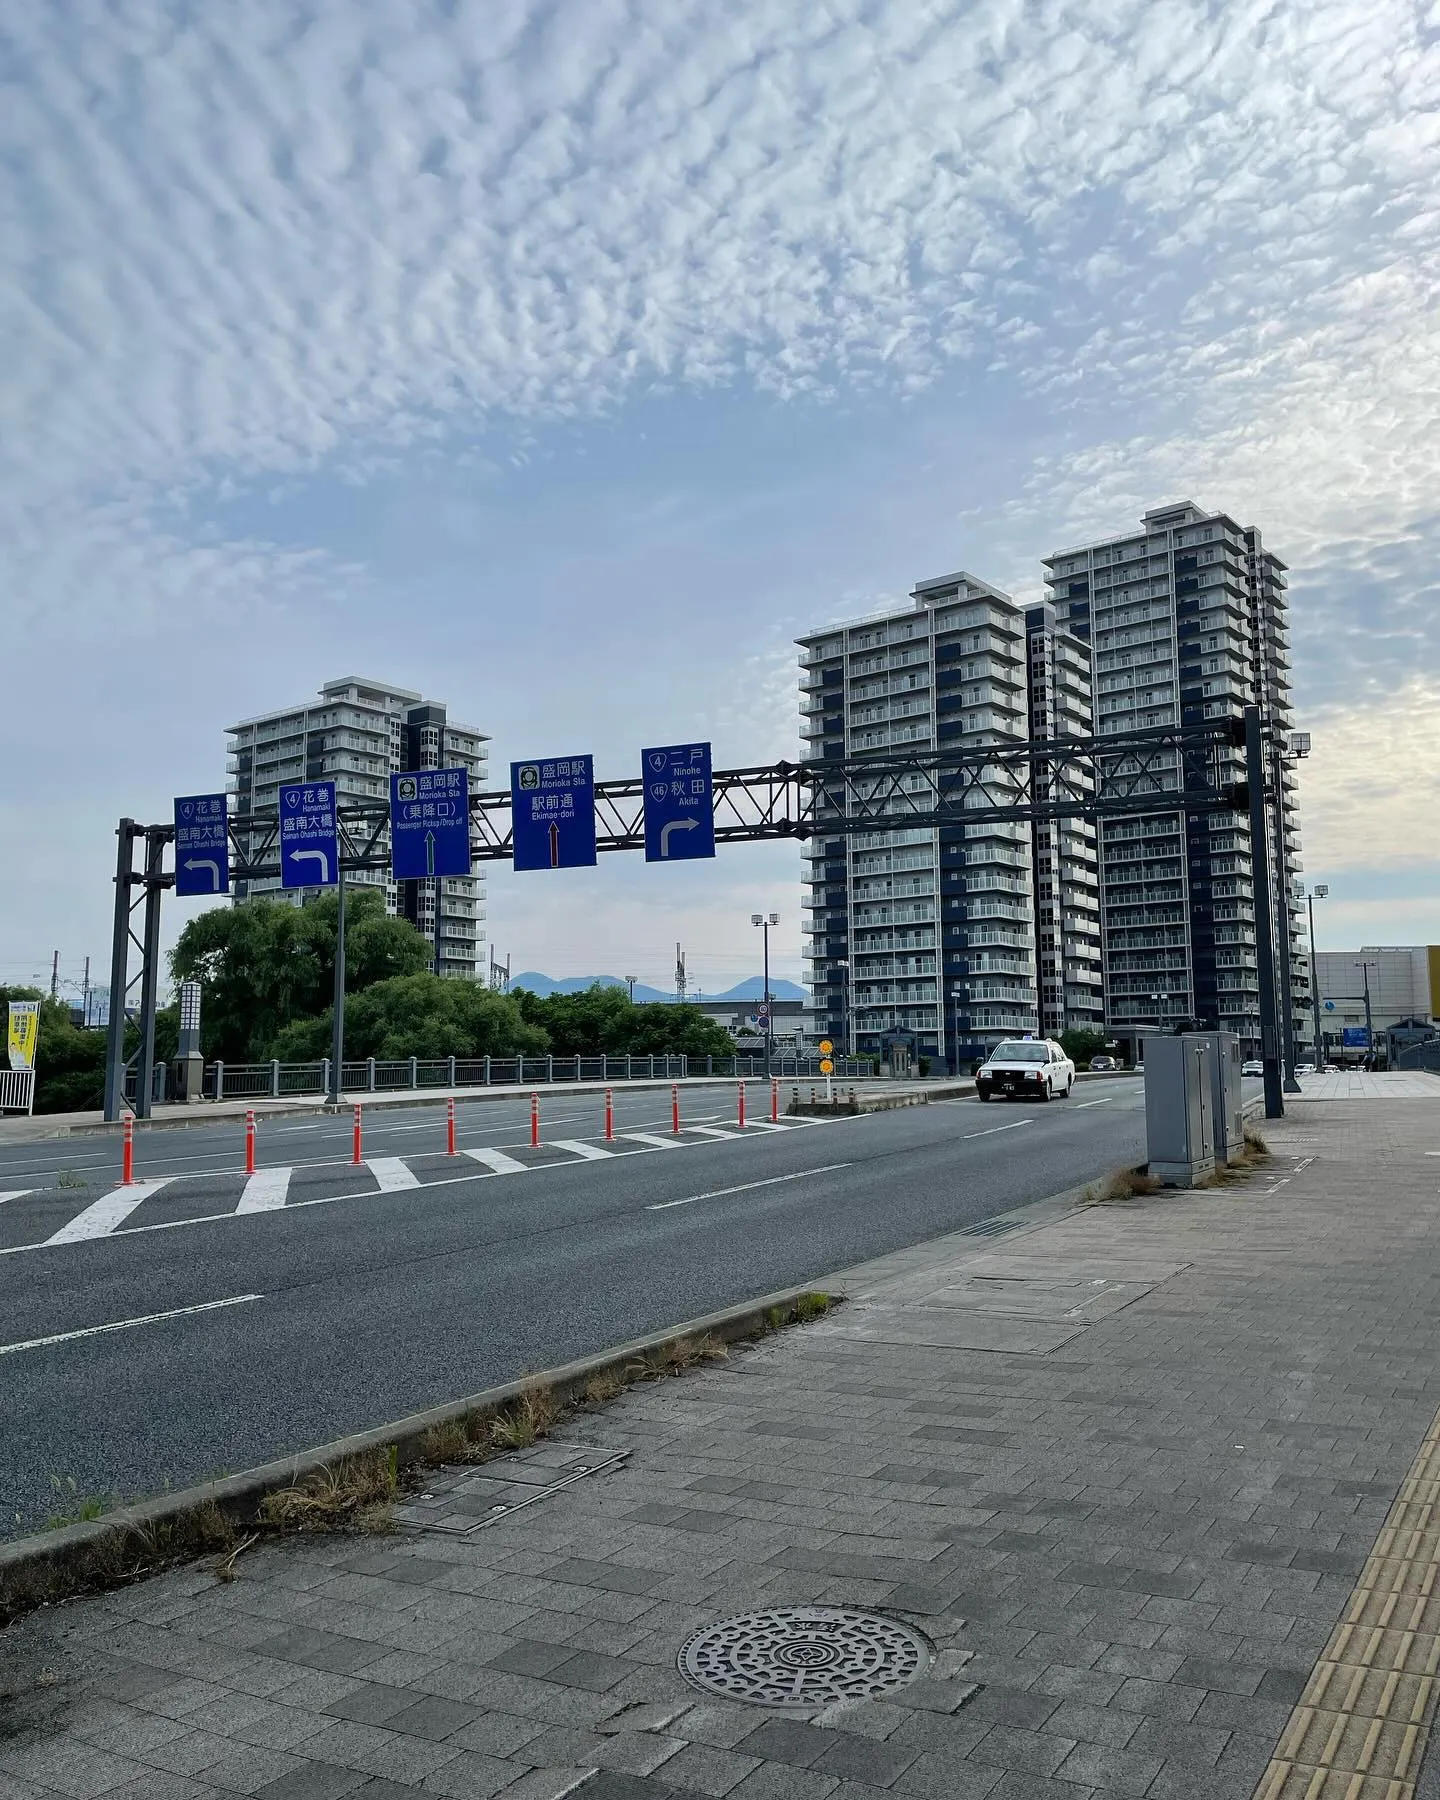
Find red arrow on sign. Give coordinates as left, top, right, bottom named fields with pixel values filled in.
left=549, top=821, right=560, bottom=868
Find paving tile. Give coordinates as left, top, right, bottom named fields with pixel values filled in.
left=252, top=1767, right=372, bottom=1800
left=648, top=1742, right=760, bottom=1795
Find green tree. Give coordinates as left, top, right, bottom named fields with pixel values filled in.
left=1060, top=1028, right=1114, bottom=1068
left=170, top=891, right=433, bottom=1062
left=510, top=984, right=736, bottom=1058
left=0, top=986, right=108, bottom=1115
left=270, top=974, right=548, bottom=1062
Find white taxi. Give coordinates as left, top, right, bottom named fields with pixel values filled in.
left=976, top=1036, right=1075, bottom=1102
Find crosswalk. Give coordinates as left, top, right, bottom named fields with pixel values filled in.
left=0, top=1119, right=829, bottom=1257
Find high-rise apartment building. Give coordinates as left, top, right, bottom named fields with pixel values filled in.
left=226, top=677, right=488, bottom=980
left=1043, top=503, right=1308, bottom=1054
left=1025, top=604, right=1104, bottom=1036
left=798, top=574, right=1039, bottom=1069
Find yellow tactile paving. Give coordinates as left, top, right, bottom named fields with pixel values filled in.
left=1251, top=1404, right=1440, bottom=1800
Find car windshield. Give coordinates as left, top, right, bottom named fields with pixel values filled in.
left=990, top=1041, right=1048, bottom=1063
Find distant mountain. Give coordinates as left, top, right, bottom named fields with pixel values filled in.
left=507, top=972, right=808, bottom=1005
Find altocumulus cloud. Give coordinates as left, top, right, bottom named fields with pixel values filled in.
left=3, top=0, right=1437, bottom=646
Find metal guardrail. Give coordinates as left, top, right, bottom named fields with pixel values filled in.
left=196, top=1053, right=873, bottom=1101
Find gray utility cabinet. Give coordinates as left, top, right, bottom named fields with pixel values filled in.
left=1201, top=1031, right=1245, bottom=1165
left=1144, top=1033, right=1217, bottom=1187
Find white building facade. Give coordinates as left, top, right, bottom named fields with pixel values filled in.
left=1025, top=604, right=1105, bottom=1037
left=226, top=677, right=488, bottom=980
left=1043, top=504, right=1308, bottom=1057
left=799, top=574, right=1039, bottom=1070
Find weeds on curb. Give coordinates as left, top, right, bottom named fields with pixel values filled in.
left=1079, top=1168, right=1162, bottom=1204
left=0, top=1292, right=842, bottom=1627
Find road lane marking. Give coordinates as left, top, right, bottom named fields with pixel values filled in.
left=464, top=1147, right=528, bottom=1175
left=552, top=1140, right=617, bottom=1161
left=0, top=1294, right=263, bottom=1357
left=368, top=1157, right=421, bottom=1192
left=1074, top=1097, right=1115, bottom=1109
left=963, top=1121, right=1034, bottom=1139
left=623, top=1133, right=682, bottom=1150
left=235, top=1168, right=292, bottom=1213
left=0, top=1191, right=33, bottom=1205
left=648, top=1163, right=853, bottom=1210
left=44, top=1180, right=173, bottom=1244
left=686, top=1126, right=741, bottom=1140
left=745, top=1120, right=790, bottom=1132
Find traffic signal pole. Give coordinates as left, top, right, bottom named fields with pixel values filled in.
left=329, top=864, right=347, bottom=1107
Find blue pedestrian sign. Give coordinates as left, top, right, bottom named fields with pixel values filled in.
left=173, top=794, right=230, bottom=897
left=279, top=782, right=339, bottom=890
left=642, top=742, right=714, bottom=863
left=511, top=756, right=597, bottom=871
left=390, top=768, right=471, bottom=880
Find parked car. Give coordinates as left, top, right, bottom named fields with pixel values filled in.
left=1088, top=1054, right=1120, bottom=1072
left=1241, top=1059, right=1264, bottom=1076
left=1295, top=1062, right=1316, bottom=1075
left=977, top=1037, right=1075, bottom=1102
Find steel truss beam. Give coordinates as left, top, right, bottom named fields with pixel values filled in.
left=101, top=717, right=1264, bottom=1120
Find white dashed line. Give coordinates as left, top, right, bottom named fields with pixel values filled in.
left=0, top=1294, right=263, bottom=1356
left=963, top=1121, right=1034, bottom=1139
left=648, top=1163, right=853, bottom=1211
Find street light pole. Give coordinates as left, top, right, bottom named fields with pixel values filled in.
left=751, top=911, right=779, bottom=1079
left=1307, top=883, right=1327, bottom=1068
left=329, top=863, right=347, bottom=1106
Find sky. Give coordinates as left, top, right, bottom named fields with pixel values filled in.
left=2, top=0, right=1438, bottom=1004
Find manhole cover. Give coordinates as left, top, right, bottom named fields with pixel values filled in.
left=677, top=1607, right=931, bottom=1710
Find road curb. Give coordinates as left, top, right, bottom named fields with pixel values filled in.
left=0, top=1279, right=837, bottom=1620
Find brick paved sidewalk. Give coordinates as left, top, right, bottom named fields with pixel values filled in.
left=3, top=1091, right=1440, bottom=1800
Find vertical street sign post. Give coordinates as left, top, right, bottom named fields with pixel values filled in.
left=389, top=769, right=472, bottom=880
left=278, top=783, right=343, bottom=1100
left=173, top=795, right=231, bottom=897
left=642, top=743, right=715, bottom=862
left=510, top=757, right=597, bottom=870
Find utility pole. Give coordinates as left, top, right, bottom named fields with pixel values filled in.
left=751, top=912, right=778, bottom=1078
left=50, top=952, right=59, bottom=1000
left=674, top=944, right=686, bottom=1003
left=1307, top=884, right=1327, bottom=1067
left=81, top=955, right=91, bottom=1026
left=1244, top=706, right=1284, bottom=1119
left=625, top=975, right=638, bottom=1002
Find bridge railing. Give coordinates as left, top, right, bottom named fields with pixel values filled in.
left=197, top=1053, right=872, bottom=1101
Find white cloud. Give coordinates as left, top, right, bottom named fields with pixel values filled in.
left=1295, top=679, right=1440, bottom=874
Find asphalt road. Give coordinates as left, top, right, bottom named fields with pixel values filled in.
left=0, top=1079, right=1151, bottom=1538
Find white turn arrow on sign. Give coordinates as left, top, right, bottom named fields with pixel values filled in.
left=659, top=818, right=699, bottom=857
left=183, top=859, right=222, bottom=890
left=288, top=848, right=331, bottom=882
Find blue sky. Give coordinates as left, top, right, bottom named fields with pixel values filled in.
left=3, top=0, right=1438, bottom=1002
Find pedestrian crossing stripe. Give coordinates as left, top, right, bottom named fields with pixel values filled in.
left=0, top=1120, right=828, bottom=1256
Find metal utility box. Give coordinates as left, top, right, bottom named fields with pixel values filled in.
left=1200, top=1031, right=1244, bottom=1164
left=1144, top=1034, right=1216, bottom=1187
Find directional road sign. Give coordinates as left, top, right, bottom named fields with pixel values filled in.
left=510, top=756, right=597, bottom=871
left=642, top=742, right=714, bottom=863
left=390, top=768, right=471, bottom=880
left=173, top=793, right=231, bottom=897
left=279, top=782, right=339, bottom=890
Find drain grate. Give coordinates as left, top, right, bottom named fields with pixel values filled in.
left=678, top=1606, right=930, bottom=1710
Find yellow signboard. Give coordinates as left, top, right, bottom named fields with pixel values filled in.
left=819, top=1057, right=834, bottom=1075
left=7, top=1000, right=40, bottom=1071
left=818, top=1039, right=834, bottom=1056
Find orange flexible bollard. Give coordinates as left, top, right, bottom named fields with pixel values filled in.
left=738, top=1081, right=746, bottom=1128
left=245, top=1109, right=256, bottom=1175
left=604, top=1088, right=614, bottom=1141
left=672, top=1083, right=681, bottom=1135
left=352, top=1104, right=363, bottom=1165
left=446, top=1096, right=456, bottom=1156
left=770, top=1078, right=779, bottom=1122
left=121, top=1111, right=135, bottom=1185
left=531, top=1091, right=540, bottom=1147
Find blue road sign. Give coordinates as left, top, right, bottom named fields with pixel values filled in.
left=511, top=756, right=597, bottom=871
left=173, top=793, right=231, bottom=897
left=1342, top=1026, right=1371, bottom=1048
left=391, top=768, right=471, bottom=880
left=642, top=741, right=715, bottom=863
left=279, top=782, right=339, bottom=890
